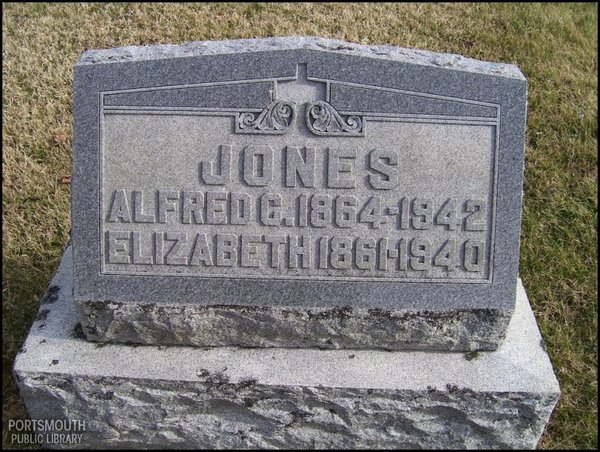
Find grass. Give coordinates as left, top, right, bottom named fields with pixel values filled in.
left=2, top=2, right=597, bottom=449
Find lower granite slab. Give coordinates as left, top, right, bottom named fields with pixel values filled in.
left=13, top=245, right=559, bottom=449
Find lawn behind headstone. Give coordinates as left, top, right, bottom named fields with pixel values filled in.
left=2, top=3, right=597, bottom=449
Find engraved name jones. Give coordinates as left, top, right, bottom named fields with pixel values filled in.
left=104, top=144, right=491, bottom=281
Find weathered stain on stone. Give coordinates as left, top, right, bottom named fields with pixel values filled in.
left=464, top=351, right=479, bottom=361
left=40, top=285, right=60, bottom=305
left=196, top=368, right=210, bottom=378
left=90, top=389, right=114, bottom=400
left=237, top=378, right=259, bottom=389
left=71, top=323, right=86, bottom=339
left=36, top=309, right=50, bottom=322
left=306, top=306, right=353, bottom=320
left=446, top=384, right=460, bottom=393
left=93, top=342, right=110, bottom=349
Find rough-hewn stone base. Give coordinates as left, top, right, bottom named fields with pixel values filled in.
left=13, top=246, right=559, bottom=449
left=75, top=298, right=511, bottom=352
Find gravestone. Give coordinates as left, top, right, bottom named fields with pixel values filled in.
left=72, top=36, right=526, bottom=351
left=14, top=37, right=559, bottom=449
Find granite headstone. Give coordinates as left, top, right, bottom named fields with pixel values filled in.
left=13, top=37, right=559, bottom=450
left=71, top=37, right=527, bottom=351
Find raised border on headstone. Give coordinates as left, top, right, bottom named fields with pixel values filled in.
left=72, top=37, right=527, bottom=350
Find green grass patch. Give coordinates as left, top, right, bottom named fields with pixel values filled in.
left=2, top=3, right=597, bottom=449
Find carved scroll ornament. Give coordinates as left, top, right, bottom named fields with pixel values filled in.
left=236, top=100, right=295, bottom=134
left=306, top=101, right=364, bottom=136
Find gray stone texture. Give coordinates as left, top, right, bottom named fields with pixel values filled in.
left=77, top=299, right=511, bottom=351
left=77, top=36, right=525, bottom=80
left=72, top=36, right=528, bottom=351
left=14, top=245, right=560, bottom=449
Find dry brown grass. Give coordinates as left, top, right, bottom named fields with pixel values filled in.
left=3, top=3, right=597, bottom=449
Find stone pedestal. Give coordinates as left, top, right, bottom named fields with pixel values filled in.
left=14, top=245, right=559, bottom=449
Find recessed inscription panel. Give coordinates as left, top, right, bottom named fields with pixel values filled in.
left=101, top=109, right=496, bottom=282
